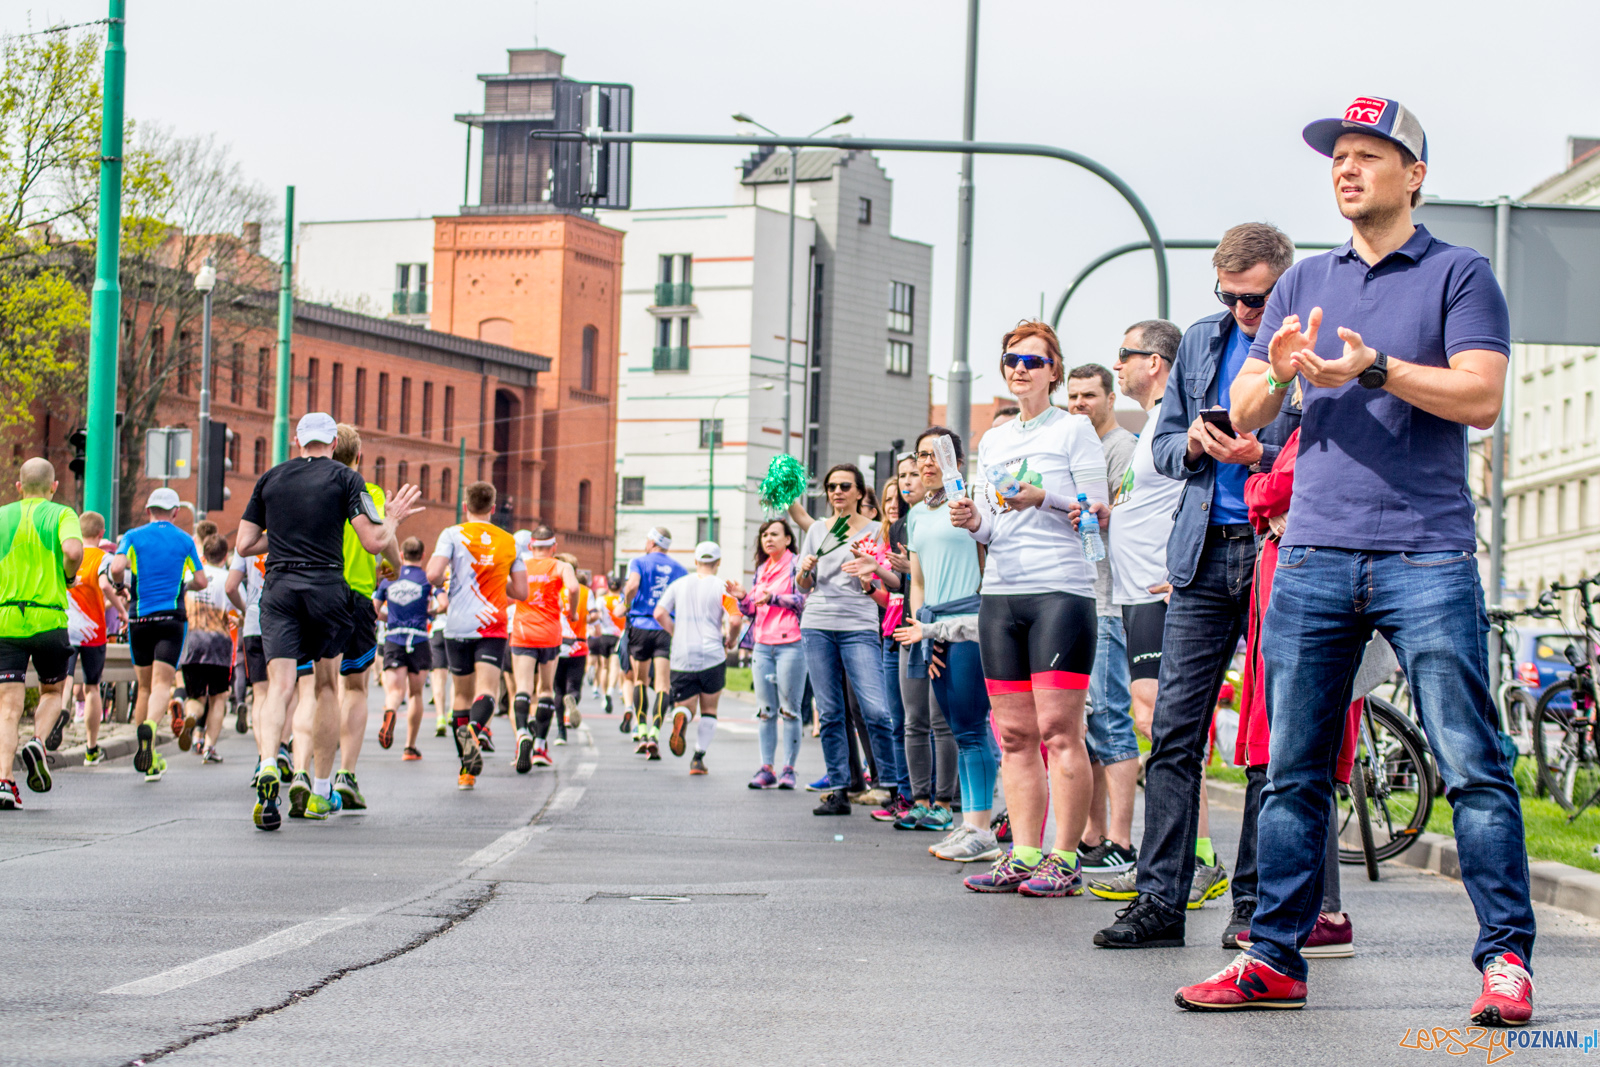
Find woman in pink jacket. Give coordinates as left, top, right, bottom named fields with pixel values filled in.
left=739, top=519, right=807, bottom=790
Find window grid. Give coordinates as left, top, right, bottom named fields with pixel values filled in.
left=306, top=358, right=320, bottom=412
left=377, top=372, right=390, bottom=430
left=400, top=378, right=413, bottom=435
left=621, top=477, right=644, bottom=506
left=330, top=362, right=344, bottom=420
left=229, top=343, right=244, bottom=404
left=256, top=347, right=269, bottom=408
left=443, top=386, right=455, bottom=442
left=886, top=339, right=912, bottom=376
left=421, top=382, right=433, bottom=437
left=354, top=367, right=367, bottom=425
left=888, top=282, right=914, bottom=333
left=253, top=437, right=266, bottom=474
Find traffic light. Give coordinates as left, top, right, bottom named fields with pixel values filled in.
left=68, top=428, right=87, bottom=479
left=199, top=421, right=232, bottom=513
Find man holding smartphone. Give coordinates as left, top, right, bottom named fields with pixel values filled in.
left=1094, top=223, right=1301, bottom=951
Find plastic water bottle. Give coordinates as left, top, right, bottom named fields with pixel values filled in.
left=986, top=465, right=1022, bottom=499
left=1077, top=492, right=1105, bottom=562
left=932, top=434, right=966, bottom=500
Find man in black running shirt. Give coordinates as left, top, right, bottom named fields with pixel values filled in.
left=236, top=413, right=421, bottom=828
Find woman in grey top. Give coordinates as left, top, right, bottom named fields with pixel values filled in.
left=797, top=463, right=899, bottom=816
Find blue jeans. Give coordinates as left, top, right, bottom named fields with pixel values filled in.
left=801, top=628, right=898, bottom=792
left=1249, top=547, right=1535, bottom=981
left=881, top=636, right=912, bottom=799
left=753, top=641, right=806, bottom=770
left=928, top=639, right=997, bottom=813
left=1086, top=613, right=1140, bottom=765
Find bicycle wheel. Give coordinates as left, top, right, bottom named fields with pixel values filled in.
left=1349, top=751, right=1380, bottom=881
left=1532, top=679, right=1600, bottom=814
left=1339, top=698, right=1433, bottom=864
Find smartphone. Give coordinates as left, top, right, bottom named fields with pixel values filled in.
left=1200, top=408, right=1237, bottom=439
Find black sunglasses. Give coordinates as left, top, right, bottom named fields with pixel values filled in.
left=1002, top=352, right=1055, bottom=371
left=1116, top=347, right=1159, bottom=362
left=825, top=481, right=857, bottom=493
left=1214, top=283, right=1274, bottom=310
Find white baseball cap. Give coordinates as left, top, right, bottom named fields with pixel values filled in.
left=146, top=487, right=181, bottom=511
left=694, top=540, right=721, bottom=562
left=296, top=412, right=338, bottom=446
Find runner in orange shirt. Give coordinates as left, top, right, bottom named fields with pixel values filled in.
left=508, top=525, right=576, bottom=771
left=65, top=511, right=124, bottom=764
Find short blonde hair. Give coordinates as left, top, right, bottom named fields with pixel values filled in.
left=332, top=424, right=361, bottom=467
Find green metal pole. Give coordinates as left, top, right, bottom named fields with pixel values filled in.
left=273, top=186, right=295, bottom=463
left=83, top=0, right=126, bottom=519
left=456, top=437, right=465, bottom=523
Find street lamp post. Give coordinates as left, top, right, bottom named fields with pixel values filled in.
left=706, top=384, right=774, bottom=544
left=731, top=112, right=852, bottom=468
left=193, top=257, right=217, bottom=519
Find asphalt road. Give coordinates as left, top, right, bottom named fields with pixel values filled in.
left=4, top=685, right=1599, bottom=1066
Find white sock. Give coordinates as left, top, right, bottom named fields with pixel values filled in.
left=696, top=716, right=716, bottom=753
left=314, top=776, right=332, bottom=798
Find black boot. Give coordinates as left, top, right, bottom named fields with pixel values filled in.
left=1093, top=892, right=1186, bottom=948
left=812, top=789, right=851, bottom=816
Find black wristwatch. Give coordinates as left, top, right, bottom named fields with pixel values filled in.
left=1358, top=349, right=1388, bottom=389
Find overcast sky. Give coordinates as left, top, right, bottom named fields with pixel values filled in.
left=10, top=0, right=1599, bottom=405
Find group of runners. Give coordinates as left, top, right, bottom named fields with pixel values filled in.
left=0, top=95, right=1542, bottom=1026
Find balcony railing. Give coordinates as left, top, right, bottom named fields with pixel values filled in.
left=652, top=346, right=690, bottom=372
left=654, top=282, right=693, bottom=307
left=392, top=290, right=428, bottom=315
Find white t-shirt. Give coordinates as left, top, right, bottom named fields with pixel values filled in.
left=972, top=406, right=1108, bottom=596
left=1111, top=401, right=1185, bottom=606
left=797, top=516, right=880, bottom=632
left=228, top=551, right=267, bottom=637
left=657, top=573, right=730, bottom=672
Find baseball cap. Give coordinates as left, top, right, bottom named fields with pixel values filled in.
left=1303, top=96, right=1427, bottom=164
left=146, top=487, right=181, bottom=511
left=694, top=540, right=721, bottom=562
left=296, top=412, right=338, bottom=446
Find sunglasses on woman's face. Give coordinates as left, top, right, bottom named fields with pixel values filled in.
left=825, top=481, right=856, bottom=493
left=1002, top=352, right=1054, bottom=371
left=1214, top=283, right=1274, bottom=309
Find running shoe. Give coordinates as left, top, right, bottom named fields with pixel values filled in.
left=476, top=724, right=495, bottom=754
left=1234, top=914, right=1354, bottom=959
left=748, top=766, right=778, bottom=789
left=604, top=695, right=614, bottom=716
left=1094, top=893, right=1186, bottom=948
left=133, top=722, right=154, bottom=775
left=564, top=694, right=583, bottom=729
left=991, top=810, right=1012, bottom=843
left=1175, top=952, right=1306, bottom=1011
left=620, top=708, right=633, bottom=734
left=531, top=741, right=553, bottom=768
left=553, top=736, right=566, bottom=746
left=288, top=771, right=313, bottom=818
left=1080, top=839, right=1138, bottom=875
left=849, top=787, right=892, bottom=807
left=402, top=747, right=422, bottom=761
left=1471, top=953, right=1534, bottom=1027
left=872, top=796, right=912, bottom=823
left=435, top=714, right=447, bottom=737
left=253, top=765, right=281, bottom=831
left=646, top=741, right=661, bottom=761
left=776, top=766, right=797, bottom=790
left=928, top=824, right=972, bottom=856
left=0, top=779, right=21, bottom=810
left=942, top=828, right=1004, bottom=864
left=333, top=770, right=367, bottom=811
left=203, top=747, right=224, bottom=764
left=1221, top=899, right=1255, bottom=950
left=1018, top=852, right=1083, bottom=897
left=458, top=772, right=476, bottom=790
left=894, top=802, right=932, bottom=831
left=177, top=713, right=197, bottom=752
left=1189, top=862, right=1230, bottom=910
left=169, top=700, right=184, bottom=739
left=805, top=774, right=832, bottom=792
left=668, top=707, right=690, bottom=757
left=235, top=704, right=249, bottom=733
left=20, top=737, right=52, bottom=793
left=302, top=788, right=338, bottom=820
left=515, top=731, right=534, bottom=774
left=812, top=789, right=850, bottom=815
left=455, top=723, right=484, bottom=777
left=377, top=709, right=396, bottom=749
left=144, top=753, right=166, bottom=783
left=963, top=850, right=1038, bottom=893
left=1087, top=870, right=1140, bottom=901
left=44, top=710, right=68, bottom=751
left=690, top=752, right=708, bottom=776
left=275, top=744, right=293, bottom=781
left=915, top=805, right=954, bottom=833
left=83, top=746, right=104, bottom=766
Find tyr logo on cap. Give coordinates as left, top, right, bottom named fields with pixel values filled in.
left=1343, top=97, right=1389, bottom=126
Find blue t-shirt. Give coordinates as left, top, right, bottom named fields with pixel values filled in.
left=377, top=565, right=432, bottom=648
left=1209, top=325, right=1254, bottom=525
left=1248, top=225, right=1510, bottom=552
left=906, top=500, right=982, bottom=611
left=116, top=521, right=201, bottom=621
left=626, top=552, right=688, bottom=631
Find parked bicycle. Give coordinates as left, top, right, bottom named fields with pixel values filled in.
left=1530, top=576, right=1600, bottom=821
left=1338, top=693, right=1435, bottom=877
left=1486, top=602, right=1561, bottom=760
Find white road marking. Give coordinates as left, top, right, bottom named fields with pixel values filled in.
left=104, top=913, right=373, bottom=996
left=459, top=826, right=540, bottom=867
left=573, top=762, right=597, bottom=780
left=547, top=786, right=585, bottom=811
left=715, top=722, right=757, bottom=736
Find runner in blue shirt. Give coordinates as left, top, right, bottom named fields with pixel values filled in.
left=375, top=537, right=435, bottom=758
left=620, top=528, right=687, bottom=752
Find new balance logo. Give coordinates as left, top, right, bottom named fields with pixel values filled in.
left=1234, top=971, right=1270, bottom=999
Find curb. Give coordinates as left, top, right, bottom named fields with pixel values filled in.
left=1206, top=777, right=1600, bottom=923
left=13, top=728, right=177, bottom=773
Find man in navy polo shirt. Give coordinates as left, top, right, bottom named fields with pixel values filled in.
left=1174, top=97, right=1536, bottom=1025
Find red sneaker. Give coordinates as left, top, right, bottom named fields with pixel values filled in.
left=1470, top=953, right=1533, bottom=1027
left=1175, top=953, right=1307, bottom=1012
left=377, top=709, right=396, bottom=750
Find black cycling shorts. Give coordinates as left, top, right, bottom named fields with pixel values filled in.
left=241, top=635, right=268, bottom=685
left=340, top=592, right=378, bottom=676
left=445, top=636, right=508, bottom=676
left=588, top=635, right=618, bottom=659
left=260, top=573, right=354, bottom=665
left=627, top=626, right=672, bottom=664
left=1121, top=600, right=1168, bottom=682
left=0, top=629, right=71, bottom=685
left=129, top=617, right=187, bottom=668
left=510, top=644, right=560, bottom=664
left=67, top=643, right=107, bottom=685
left=382, top=641, right=432, bottom=673
left=556, top=654, right=589, bottom=701
left=181, top=662, right=232, bottom=698
left=978, top=592, right=1097, bottom=694
left=670, top=662, right=726, bottom=702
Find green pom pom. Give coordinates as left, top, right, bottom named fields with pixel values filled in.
left=758, top=454, right=808, bottom=512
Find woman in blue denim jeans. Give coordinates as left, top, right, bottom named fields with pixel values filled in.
left=736, top=519, right=806, bottom=791
left=796, top=463, right=900, bottom=816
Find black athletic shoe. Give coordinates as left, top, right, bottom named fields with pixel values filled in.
left=133, top=722, right=154, bottom=774
left=455, top=724, right=484, bottom=777
left=515, top=731, right=534, bottom=774
left=20, top=738, right=52, bottom=793
left=1094, top=893, right=1186, bottom=949
left=812, top=790, right=851, bottom=816
left=1081, top=839, right=1138, bottom=875
left=619, top=709, right=633, bottom=734
left=990, top=810, right=1012, bottom=843
left=44, top=711, right=68, bottom=752
left=1222, top=898, right=1255, bottom=950
left=477, top=725, right=495, bottom=754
